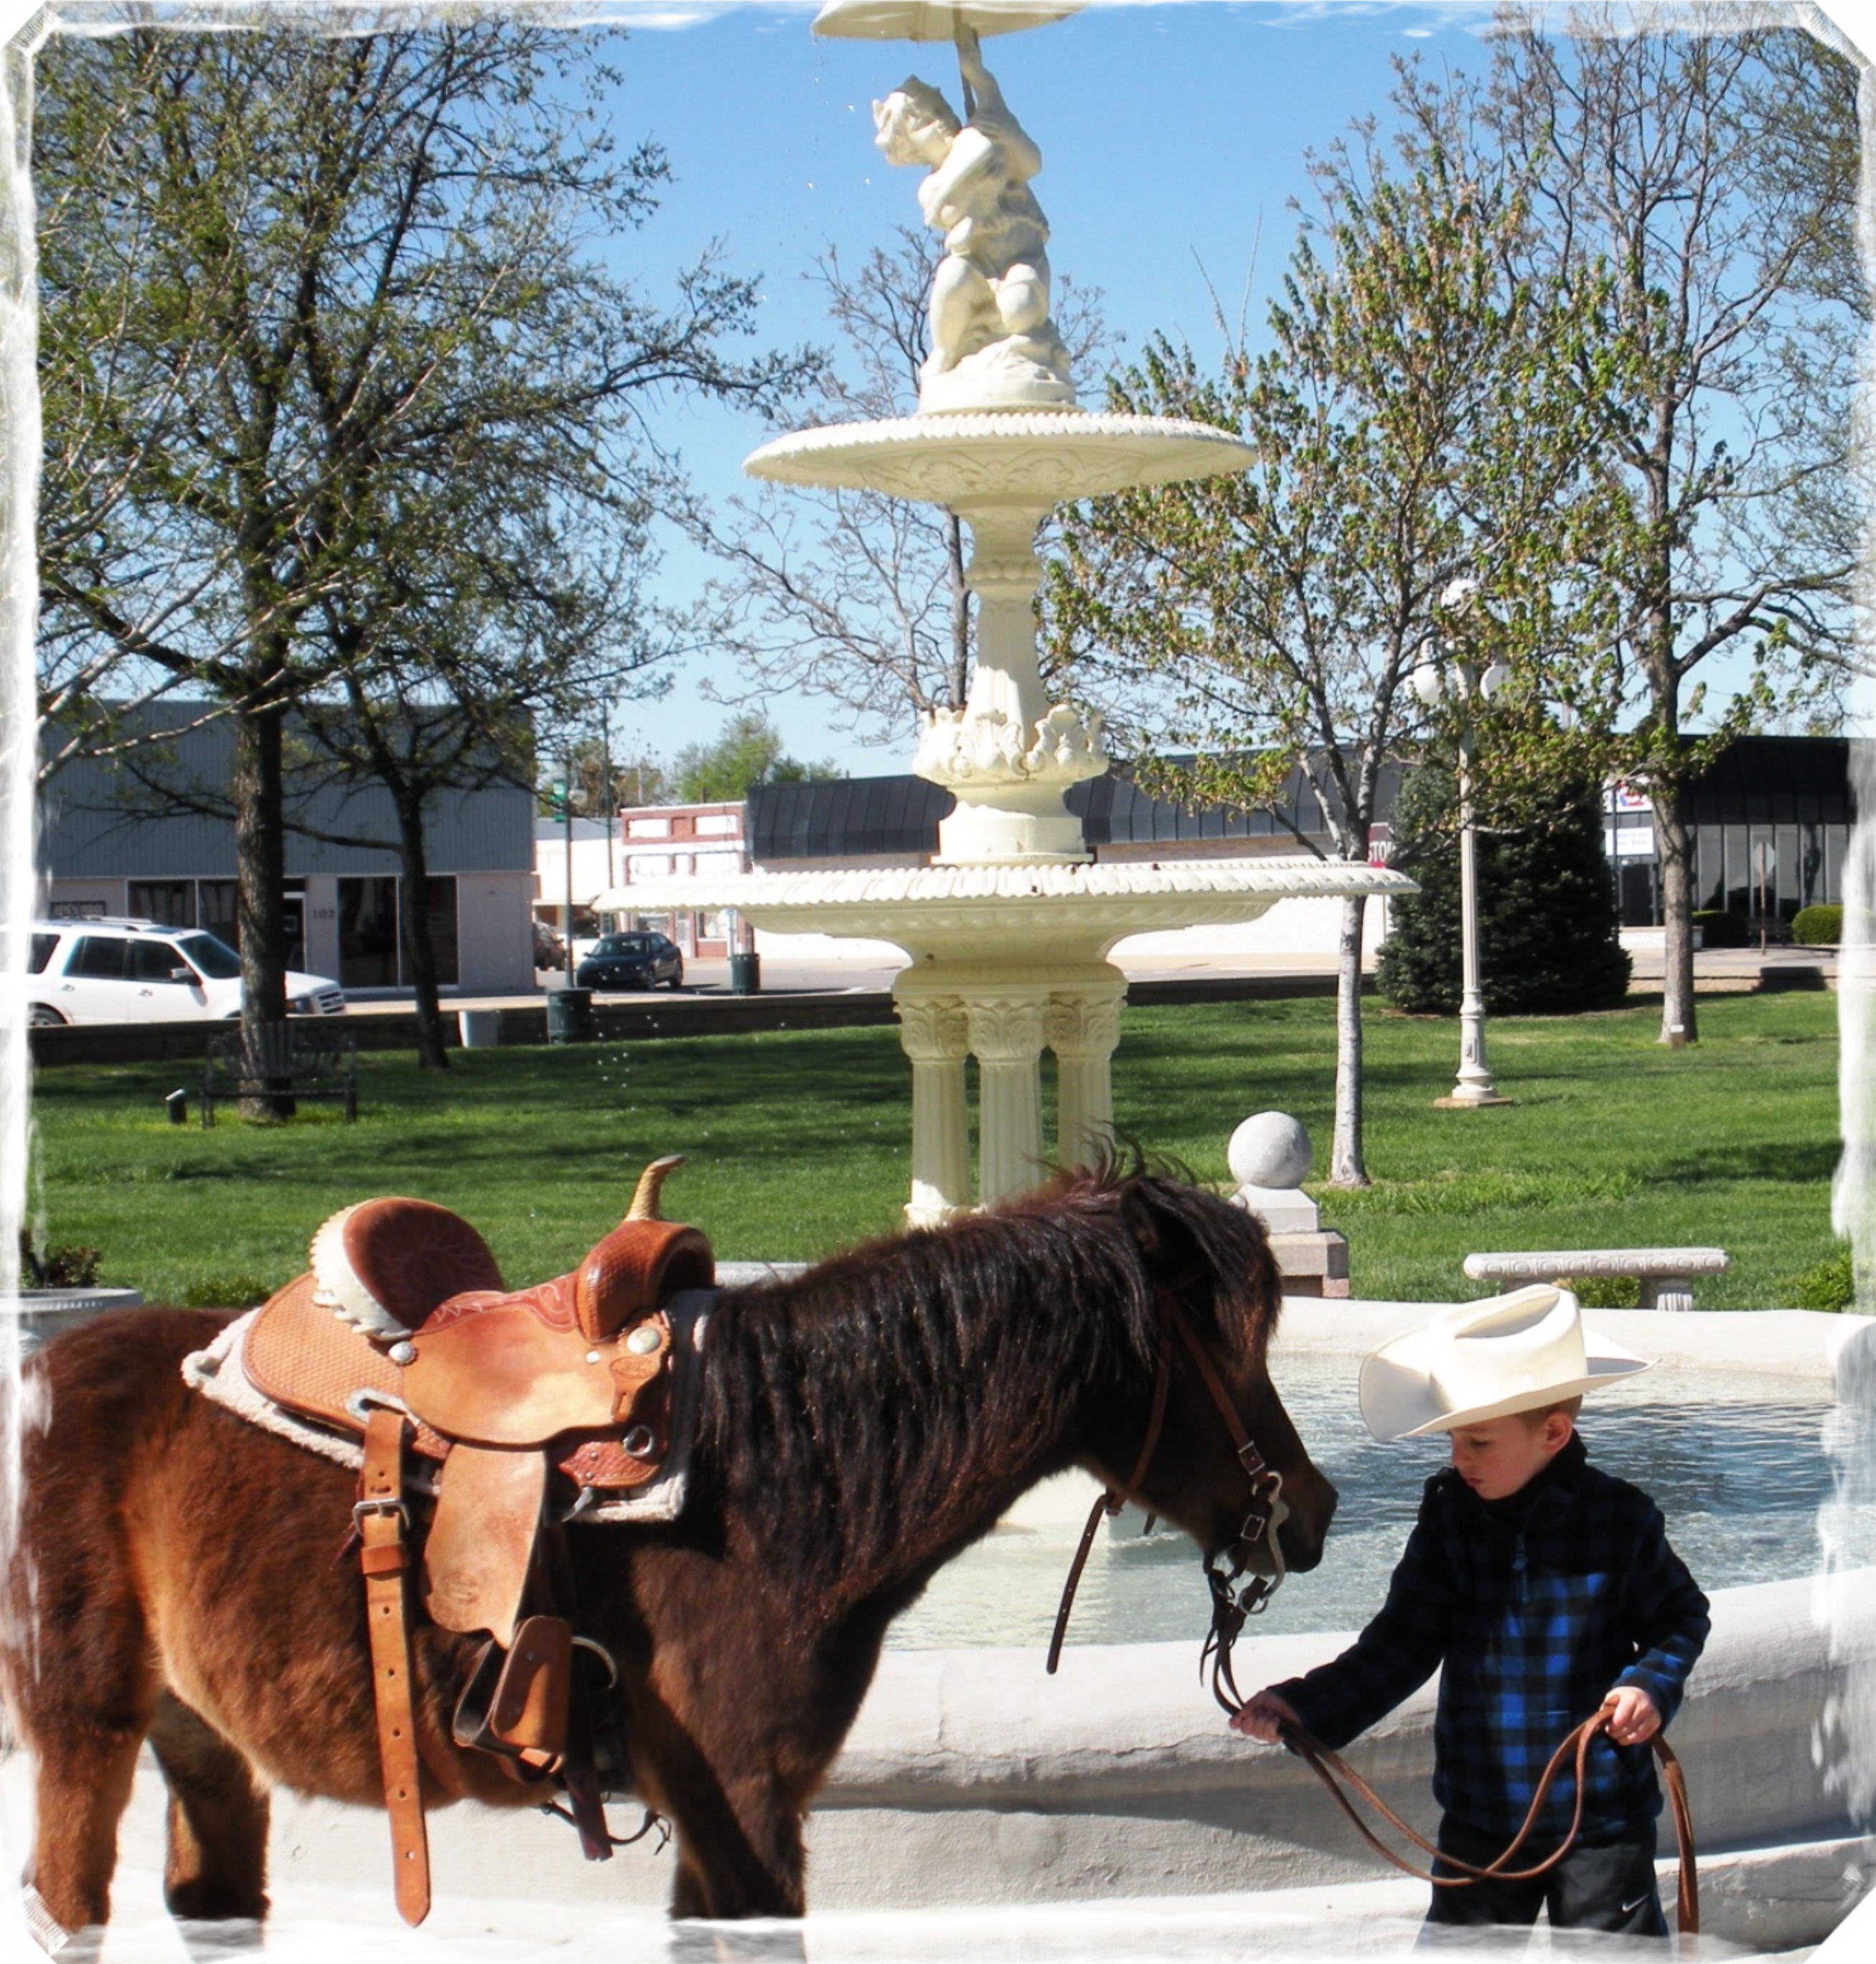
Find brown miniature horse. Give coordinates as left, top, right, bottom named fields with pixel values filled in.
left=1, top=1168, right=1334, bottom=1939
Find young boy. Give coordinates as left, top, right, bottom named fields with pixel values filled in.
left=1233, top=1286, right=1709, bottom=1939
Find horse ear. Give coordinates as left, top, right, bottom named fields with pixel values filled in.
left=1117, top=1179, right=1209, bottom=1298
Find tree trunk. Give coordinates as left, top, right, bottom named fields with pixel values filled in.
left=233, top=698, right=294, bottom=1118
left=1653, top=784, right=1699, bottom=1046
left=1327, top=891, right=1370, bottom=1187
left=393, top=785, right=451, bottom=1071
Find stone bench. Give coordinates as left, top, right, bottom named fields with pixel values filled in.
left=1463, top=1247, right=1730, bottom=1314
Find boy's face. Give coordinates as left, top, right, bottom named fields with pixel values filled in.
left=1445, top=1409, right=1572, bottom=1501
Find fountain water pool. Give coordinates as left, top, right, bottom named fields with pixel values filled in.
left=894, top=1357, right=1841, bottom=1650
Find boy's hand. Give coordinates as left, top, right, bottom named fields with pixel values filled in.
left=1600, top=1685, right=1661, bottom=1746
left=1229, top=1690, right=1300, bottom=1744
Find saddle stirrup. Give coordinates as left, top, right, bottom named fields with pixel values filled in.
left=358, top=1407, right=431, bottom=1927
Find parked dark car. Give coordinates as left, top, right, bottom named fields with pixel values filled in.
left=576, top=931, right=683, bottom=992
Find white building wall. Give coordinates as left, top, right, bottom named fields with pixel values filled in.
left=301, top=875, right=340, bottom=978
left=1111, top=894, right=1391, bottom=961
left=456, top=872, right=535, bottom=993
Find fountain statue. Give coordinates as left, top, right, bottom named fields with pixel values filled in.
left=598, top=1, right=1410, bottom=1226
left=873, top=33, right=1074, bottom=412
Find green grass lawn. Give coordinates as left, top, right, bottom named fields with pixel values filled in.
left=27, top=991, right=1844, bottom=1311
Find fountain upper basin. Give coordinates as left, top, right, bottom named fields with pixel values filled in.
left=743, top=410, right=1259, bottom=507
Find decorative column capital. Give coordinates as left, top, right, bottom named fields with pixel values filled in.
left=1044, top=989, right=1124, bottom=1059
left=965, top=995, right=1049, bottom=1063
left=896, top=994, right=970, bottom=1062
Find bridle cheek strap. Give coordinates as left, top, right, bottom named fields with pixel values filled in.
left=1046, top=1290, right=1286, bottom=1677
left=1046, top=1332, right=1172, bottom=1675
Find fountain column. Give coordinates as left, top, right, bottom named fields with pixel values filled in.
left=894, top=983, right=972, bottom=1228
left=916, top=505, right=1105, bottom=866
left=965, top=991, right=1049, bottom=1206
left=1046, top=977, right=1125, bottom=1170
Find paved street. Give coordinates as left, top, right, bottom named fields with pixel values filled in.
left=349, top=940, right=1839, bottom=1019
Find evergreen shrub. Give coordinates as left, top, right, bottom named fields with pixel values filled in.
left=1692, top=909, right=1748, bottom=948
left=1376, top=767, right=1632, bottom=1015
left=1792, top=904, right=1844, bottom=945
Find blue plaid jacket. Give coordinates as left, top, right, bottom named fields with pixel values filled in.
left=1274, top=1432, right=1709, bottom=1846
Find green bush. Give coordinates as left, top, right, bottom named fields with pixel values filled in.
left=1792, top=904, right=1844, bottom=946
left=182, top=1273, right=280, bottom=1309
left=1378, top=768, right=1632, bottom=1015
left=1778, top=1248, right=1857, bottom=1311
left=1565, top=1273, right=1641, bottom=1309
left=17, top=1230, right=101, bottom=1288
left=1692, top=909, right=1749, bottom=948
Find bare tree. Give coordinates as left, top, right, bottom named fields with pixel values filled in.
left=34, top=22, right=812, bottom=1083
left=1411, top=7, right=1863, bottom=1044
left=1052, top=117, right=1621, bottom=1185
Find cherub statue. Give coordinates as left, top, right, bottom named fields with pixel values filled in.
left=873, top=33, right=1076, bottom=412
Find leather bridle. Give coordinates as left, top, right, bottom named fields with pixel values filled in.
left=1046, top=1288, right=1292, bottom=1695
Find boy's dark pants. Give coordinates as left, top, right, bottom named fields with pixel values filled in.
left=1425, top=1818, right=1667, bottom=1938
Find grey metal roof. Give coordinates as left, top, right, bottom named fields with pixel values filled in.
left=1681, top=736, right=1853, bottom=826
left=42, top=706, right=535, bottom=878
left=747, top=759, right=1392, bottom=864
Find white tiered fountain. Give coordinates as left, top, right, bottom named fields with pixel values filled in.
left=603, top=1, right=1410, bottom=1225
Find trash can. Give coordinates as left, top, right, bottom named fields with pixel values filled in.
left=457, top=1008, right=502, bottom=1049
left=728, top=952, right=761, bottom=996
left=545, top=988, right=595, bottom=1044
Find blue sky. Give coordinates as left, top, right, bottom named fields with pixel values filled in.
left=7, top=0, right=1867, bottom=775
left=582, top=1, right=1517, bottom=777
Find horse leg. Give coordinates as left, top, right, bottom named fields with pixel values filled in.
left=631, top=1699, right=807, bottom=1920
left=3, top=1538, right=161, bottom=1938
left=146, top=1695, right=270, bottom=1922
left=11, top=1669, right=155, bottom=1939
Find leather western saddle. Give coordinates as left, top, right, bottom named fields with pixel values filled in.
left=237, top=1155, right=712, bottom=1925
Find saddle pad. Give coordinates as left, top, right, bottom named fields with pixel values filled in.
left=182, top=1298, right=714, bottom=1525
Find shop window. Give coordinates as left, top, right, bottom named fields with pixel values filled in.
left=128, top=881, right=196, bottom=928
left=418, top=876, right=459, bottom=987
left=199, top=881, right=240, bottom=949
left=338, top=876, right=400, bottom=988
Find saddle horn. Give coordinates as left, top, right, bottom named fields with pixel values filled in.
left=627, top=1155, right=686, bottom=1223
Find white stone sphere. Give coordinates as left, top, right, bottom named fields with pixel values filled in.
left=1228, top=1112, right=1312, bottom=1192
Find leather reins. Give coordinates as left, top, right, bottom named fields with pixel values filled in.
left=1267, top=1709, right=1699, bottom=1935
left=1048, top=1289, right=1290, bottom=1677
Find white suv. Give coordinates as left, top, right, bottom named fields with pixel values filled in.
left=27, top=919, right=346, bottom=1026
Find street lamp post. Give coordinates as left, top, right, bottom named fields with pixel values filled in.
left=553, top=764, right=586, bottom=986
left=1414, top=578, right=1513, bottom=1109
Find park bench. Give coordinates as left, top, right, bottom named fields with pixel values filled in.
left=1463, top=1247, right=1729, bottom=1314
left=200, top=1019, right=359, bottom=1127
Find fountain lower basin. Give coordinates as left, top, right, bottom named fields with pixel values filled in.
left=9, top=1302, right=1865, bottom=1957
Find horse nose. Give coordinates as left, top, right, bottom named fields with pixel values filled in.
left=1280, top=1469, right=1337, bottom=1574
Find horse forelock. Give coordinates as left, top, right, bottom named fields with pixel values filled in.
left=1105, top=1168, right=1285, bottom=1373
left=692, top=1167, right=1278, bottom=1584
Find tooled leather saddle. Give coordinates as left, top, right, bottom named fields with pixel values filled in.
left=223, top=1156, right=711, bottom=1925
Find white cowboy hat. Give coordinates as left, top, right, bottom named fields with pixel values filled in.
left=1358, top=1285, right=1653, bottom=1441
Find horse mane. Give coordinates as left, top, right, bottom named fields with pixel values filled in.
left=693, top=1163, right=1282, bottom=1587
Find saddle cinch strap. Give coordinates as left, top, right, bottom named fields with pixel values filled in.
left=245, top=1163, right=713, bottom=1925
